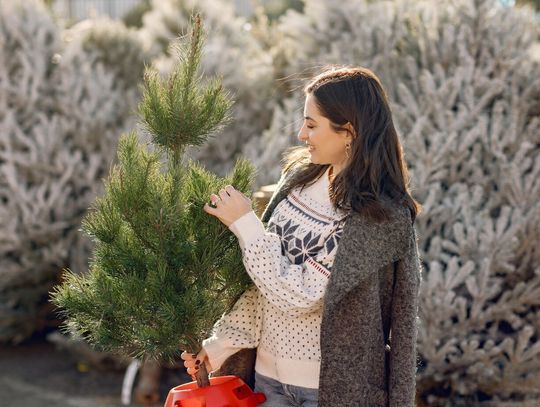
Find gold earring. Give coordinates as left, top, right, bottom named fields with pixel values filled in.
left=345, top=143, right=351, bottom=159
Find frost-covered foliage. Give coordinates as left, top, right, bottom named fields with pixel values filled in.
left=392, top=3, right=540, bottom=405
left=0, top=0, right=146, bottom=342
left=64, top=16, right=149, bottom=91
left=138, top=0, right=237, bottom=56
left=270, top=0, right=540, bottom=404
left=242, top=96, right=303, bottom=186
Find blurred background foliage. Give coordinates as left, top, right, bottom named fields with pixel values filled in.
left=1, top=0, right=540, bottom=405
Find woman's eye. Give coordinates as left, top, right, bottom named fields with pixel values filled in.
left=307, top=125, right=314, bottom=129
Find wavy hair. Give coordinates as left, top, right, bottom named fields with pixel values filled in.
left=282, top=66, right=422, bottom=223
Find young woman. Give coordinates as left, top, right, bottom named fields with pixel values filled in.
left=181, top=66, right=422, bottom=407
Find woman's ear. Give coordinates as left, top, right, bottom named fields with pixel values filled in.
left=344, top=122, right=356, bottom=140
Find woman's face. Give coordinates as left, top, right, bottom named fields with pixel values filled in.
left=297, top=93, right=352, bottom=168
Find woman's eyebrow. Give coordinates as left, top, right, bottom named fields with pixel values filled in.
left=304, top=116, right=316, bottom=122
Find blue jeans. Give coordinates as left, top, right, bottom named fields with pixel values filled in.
left=253, top=371, right=319, bottom=407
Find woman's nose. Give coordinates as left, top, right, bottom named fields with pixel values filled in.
left=297, top=127, right=307, bottom=142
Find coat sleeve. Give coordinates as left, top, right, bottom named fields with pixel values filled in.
left=388, top=225, right=422, bottom=406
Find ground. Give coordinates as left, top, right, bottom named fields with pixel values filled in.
left=0, top=332, right=191, bottom=407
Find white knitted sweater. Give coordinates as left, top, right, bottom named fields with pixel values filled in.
left=202, top=166, right=347, bottom=388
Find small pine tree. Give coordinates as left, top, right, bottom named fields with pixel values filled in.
left=51, top=14, right=257, bottom=388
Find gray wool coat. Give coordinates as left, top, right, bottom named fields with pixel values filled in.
left=216, top=168, right=422, bottom=407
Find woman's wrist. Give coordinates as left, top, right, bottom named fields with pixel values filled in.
left=228, top=210, right=266, bottom=250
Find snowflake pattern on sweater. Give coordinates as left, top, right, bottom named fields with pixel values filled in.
left=268, top=191, right=344, bottom=269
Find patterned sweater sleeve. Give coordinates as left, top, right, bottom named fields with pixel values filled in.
left=202, top=284, right=262, bottom=373
left=228, top=210, right=331, bottom=316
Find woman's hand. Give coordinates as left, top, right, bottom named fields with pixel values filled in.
left=203, top=185, right=252, bottom=227
left=181, top=348, right=211, bottom=381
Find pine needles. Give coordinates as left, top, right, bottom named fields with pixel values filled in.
left=138, top=14, right=233, bottom=157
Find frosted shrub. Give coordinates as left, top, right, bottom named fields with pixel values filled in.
left=0, top=0, right=146, bottom=342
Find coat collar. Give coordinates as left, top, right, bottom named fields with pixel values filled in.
left=323, top=206, right=410, bottom=310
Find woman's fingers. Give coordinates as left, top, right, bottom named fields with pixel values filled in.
left=185, top=357, right=201, bottom=368
left=203, top=186, right=252, bottom=227
left=181, top=351, right=200, bottom=372
left=184, top=359, right=197, bottom=369
left=186, top=364, right=201, bottom=375
left=180, top=351, right=193, bottom=360
left=225, top=185, right=251, bottom=204
left=210, top=193, right=220, bottom=205
left=209, top=186, right=243, bottom=205
left=218, top=188, right=230, bottom=200
left=186, top=356, right=202, bottom=375
left=203, top=202, right=216, bottom=214
left=180, top=350, right=198, bottom=360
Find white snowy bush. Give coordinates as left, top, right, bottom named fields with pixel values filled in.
left=0, top=1, right=147, bottom=342
left=64, top=16, right=149, bottom=92
left=138, top=0, right=238, bottom=56
left=392, top=3, right=540, bottom=405
left=269, top=0, right=540, bottom=404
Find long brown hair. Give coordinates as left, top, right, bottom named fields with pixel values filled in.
left=282, top=66, right=422, bottom=223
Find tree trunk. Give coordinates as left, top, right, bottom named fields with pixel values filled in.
left=195, top=361, right=210, bottom=387
left=135, top=359, right=162, bottom=404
